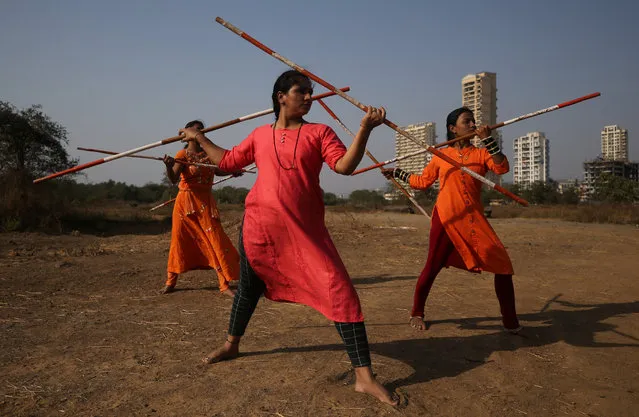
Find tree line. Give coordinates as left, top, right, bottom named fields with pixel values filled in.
left=1, top=100, right=637, bottom=231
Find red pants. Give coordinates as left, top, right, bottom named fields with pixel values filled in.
left=412, top=209, right=520, bottom=329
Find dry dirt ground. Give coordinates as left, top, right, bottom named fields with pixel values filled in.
left=1, top=208, right=638, bottom=416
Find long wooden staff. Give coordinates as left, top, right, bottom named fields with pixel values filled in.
left=77, top=147, right=257, bottom=174
left=33, top=88, right=349, bottom=184
left=212, top=163, right=257, bottom=182
left=352, top=92, right=601, bottom=175
left=215, top=17, right=528, bottom=207
left=149, top=163, right=256, bottom=212
left=77, top=147, right=218, bottom=168
left=149, top=198, right=176, bottom=212
left=316, top=99, right=430, bottom=219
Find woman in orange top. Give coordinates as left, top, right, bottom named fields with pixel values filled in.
left=383, top=107, right=521, bottom=333
left=162, top=120, right=241, bottom=296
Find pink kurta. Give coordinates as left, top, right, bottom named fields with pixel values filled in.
left=218, top=123, right=364, bottom=322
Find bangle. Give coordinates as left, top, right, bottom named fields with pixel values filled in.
left=393, top=168, right=410, bottom=182
left=481, top=136, right=501, bottom=155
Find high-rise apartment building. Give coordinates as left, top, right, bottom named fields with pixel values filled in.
left=513, top=132, right=550, bottom=186
left=395, top=122, right=437, bottom=190
left=461, top=72, right=503, bottom=184
left=461, top=72, right=500, bottom=148
left=601, top=125, right=628, bottom=161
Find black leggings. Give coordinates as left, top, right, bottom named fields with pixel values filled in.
left=228, top=226, right=371, bottom=368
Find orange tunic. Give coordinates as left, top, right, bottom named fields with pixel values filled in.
left=408, top=145, right=514, bottom=275
left=166, top=149, right=240, bottom=290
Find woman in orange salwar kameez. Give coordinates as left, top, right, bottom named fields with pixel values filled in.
left=162, top=120, right=240, bottom=297
left=383, top=107, right=521, bottom=333
left=177, top=71, right=398, bottom=406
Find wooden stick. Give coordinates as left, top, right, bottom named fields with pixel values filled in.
left=148, top=164, right=256, bottom=212
left=33, top=87, right=349, bottom=184
left=352, top=92, right=601, bottom=175
left=78, top=147, right=161, bottom=161
left=149, top=198, right=176, bottom=212
left=316, top=99, right=430, bottom=219
left=212, top=163, right=257, bottom=185
left=77, top=147, right=217, bottom=168
left=214, top=17, right=528, bottom=206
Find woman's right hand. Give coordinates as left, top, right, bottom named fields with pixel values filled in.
left=163, top=155, right=175, bottom=168
left=381, top=168, right=394, bottom=179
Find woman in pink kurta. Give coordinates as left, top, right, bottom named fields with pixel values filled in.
left=219, top=122, right=362, bottom=321
left=179, top=71, right=398, bottom=406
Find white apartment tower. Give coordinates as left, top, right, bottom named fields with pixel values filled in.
left=513, top=132, right=550, bottom=186
left=462, top=72, right=503, bottom=185
left=601, top=125, right=628, bottom=161
left=395, top=122, right=437, bottom=188
left=461, top=72, right=501, bottom=149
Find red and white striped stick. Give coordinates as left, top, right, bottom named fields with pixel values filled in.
left=149, top=164, right=256, bottom=212
left=77, top=147, right=218, bottom=168
left=316, top=99, right=430, bottom=219
left=149, top=198, right=176, bottom=212
left=213, top=163, right=257, bottom=183
left=33, top=88, right=349, bottom=184
left=352, top=92, right=601, bottom=175
left=214, top=17, right=528, bottom=207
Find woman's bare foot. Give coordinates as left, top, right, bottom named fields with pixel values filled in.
left=161, top=285, right=175, bottom=294
left=202, top=338, right=240, bottom=364
left=409, top=316, right=427, bottom=330
left=221, top=287, right=236, bottom=297
left=354, top=366, right=399, bottom=406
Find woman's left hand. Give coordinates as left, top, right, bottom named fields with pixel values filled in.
left=163, top=154, right=175, bottom=168
left=179, top=126, right=202, bottom=142
left=360, top=106, right=386, bottom=130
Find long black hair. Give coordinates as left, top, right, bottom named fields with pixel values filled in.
left=445, top=107, right=473, bottom=140
left=271, top=70, right=311, bottom=121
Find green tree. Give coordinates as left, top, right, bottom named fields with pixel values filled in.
left=0, top=101, right=77, bottom=178
left=0, top=101, right=78, bottom=230
left=557, top=187, right=580, bottom=205
left=213, top=186, right=250, bottom=204
left=592, top=173, right=639, bottom=203
left=481, top=187, right=503, bottom=206
left=523, top=181, right=559, bottom=205
left=348, top=189, right=386, bottom=209
left=414, top=188, right=438, bottom=206
left=323, top=192, right=345, bottom=206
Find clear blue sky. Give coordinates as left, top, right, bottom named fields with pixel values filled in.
left=1, top=0, right=637, bottom=195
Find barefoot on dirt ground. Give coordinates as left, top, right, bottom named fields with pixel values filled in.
left=409, top=316, right=427, bottom=330
left=202, top=340, right=239, bottom=364
left=354, top=366, right=399, bottom=406
left=161, top=285, right=174, bottom=294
